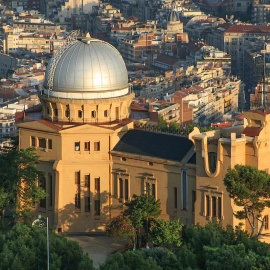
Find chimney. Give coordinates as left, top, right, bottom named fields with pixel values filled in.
left=149, top=105, right=154, bottom=112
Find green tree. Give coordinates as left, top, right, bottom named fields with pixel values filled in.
left=149, top=219, right=183, bottom=247
left=124, top=193, right=161, bottom=245
left=0, top=223, right=94, bottom=270
left=203, top=244, right=253, bottom=270
left=99, top=250, right=162, bottom=270
left=141, top=247, right=181, bottom=270
left=224, top=165, right=270, bottom=236
left=0, top=148, right=47, bottom=227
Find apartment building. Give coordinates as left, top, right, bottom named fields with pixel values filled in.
left=0, top=53, right=19, bottom=78
left=5, top=33, right=52, bottom=54
left=0, top=114, right=17, bottom=148
left=253, top=0, right=270, bottom=24
left=206, top=24, right=270, bottom=78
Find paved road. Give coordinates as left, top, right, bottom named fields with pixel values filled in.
left=67, top=235, right=128, bottom=268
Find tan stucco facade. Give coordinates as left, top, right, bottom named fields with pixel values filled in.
left=190, top=110, right=270, bottom=242
left=18, top=98, right=135, bottom=232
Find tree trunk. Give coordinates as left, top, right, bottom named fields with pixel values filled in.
left=244, top=205, right=255, bottom=236
left=258, top=217, right=265, bottom=236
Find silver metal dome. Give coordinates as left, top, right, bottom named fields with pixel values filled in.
left=44, top=38, right=129, bottom=99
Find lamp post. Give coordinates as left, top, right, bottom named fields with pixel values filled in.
left=32, top=216, right=50, bottom=270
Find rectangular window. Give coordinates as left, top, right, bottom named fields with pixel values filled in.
left=48, top=139, right=52, bottom=150
left=75, top=171, right=80, bottom=185
left=75, top=171, right=81, bottom=210
left=94, top=200, right=100, bottom=215
left=119, top=178, right=123, bottom=199
left=31, top=136, right=35, bottom=147
left=75, top=193, right=81, bottom=209
left=182, top=171, right=187, bottom=210
left=94, top=141, right=100, bottom=151
left=85, top=174, right=90, bottom=188
left=85, top=197, right=90, bottom=212
left=218, top=197, right=222, bottom=219
left=265, top=215, right=269, bottom=230
left=174, top=187, right=177, bottom=208
left=78, top=110, right=82, bottom=118
left=206, top=195, right=210, bottom=216
left=75, top=142, right=80, bottom=151
left=95, top=178, right=100, bottom=192
left=125, top=179, right=129, bottom=200
left=85, top=174, right=90, bottom=212
left=91, top=111, right=96, bottom=118
left=152, top=183, right=156, bottom=198
left=104, top=110, right=108, bottom=117
left=212, top=196, right=217, bottom=217
left=49, top=174, right=53, bottom=207
left=84, top=141, right=90, bottom=151
left=38, top=138, right=46, bottom=148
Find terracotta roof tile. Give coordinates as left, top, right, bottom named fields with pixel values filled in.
left=225, top=25, right=270, bottom=34
left=243, top=126, right=262, bottom=137
left=37, top=120, right=61, bottom=130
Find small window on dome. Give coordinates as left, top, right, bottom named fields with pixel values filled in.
left=65, top=105, right=70, bottom=118
left=78, top=110, right=82, bottom=118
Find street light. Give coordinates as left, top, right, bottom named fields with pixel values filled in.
left=32, top=215, right=50, bottom=270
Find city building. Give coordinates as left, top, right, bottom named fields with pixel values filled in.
left=16, top=38, right=270, bottom=242
left=190, top=109, right=270, bottom=242
left=253, top=0, right=270, bottom=24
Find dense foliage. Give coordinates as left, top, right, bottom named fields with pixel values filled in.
left=0, top=223, right=94, bottom=270
left=149, top=219, right=183, bottom=247
left=224, top=165, right=270, bottom=236
left=101, top=222, right=270, bottom=270
left=106, top=193, right=182, bottom=248
left=106, top=213, right=134, bottom=241
left=99, top=251, right=162, bottom=270
left=0, top=148, right=47, bottom=228
left=134, top=115, right=218, bottom=136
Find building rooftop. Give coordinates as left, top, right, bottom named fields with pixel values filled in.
left=112, top=129, right=193, bottom=162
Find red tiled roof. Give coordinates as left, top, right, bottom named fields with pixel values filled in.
left=235, top=113, right=244, bottom=120
left=37, top=120, right=61, bottom=130
left=173, top=91, right=187, bottom=98
left=130, top=103, right=148, bottom=111
left=225, top=25, right=270, bottom=34
left=192, top=85, right=204, bottom=91
left=243, top=126, right=262, bottom=137
left=187, top=41, right=204, bottom=53
left=183, top=88, right=199, bottom=94
left=128, top=16, right=138, bottom=21
left=15, top=72, right=29, bottom=76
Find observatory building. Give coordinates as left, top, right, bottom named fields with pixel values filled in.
left=17, top=38, right=270, bottom=241
left=18, top=38, right=135, bottom=232
left=17, top=38, right=196, bottom=233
